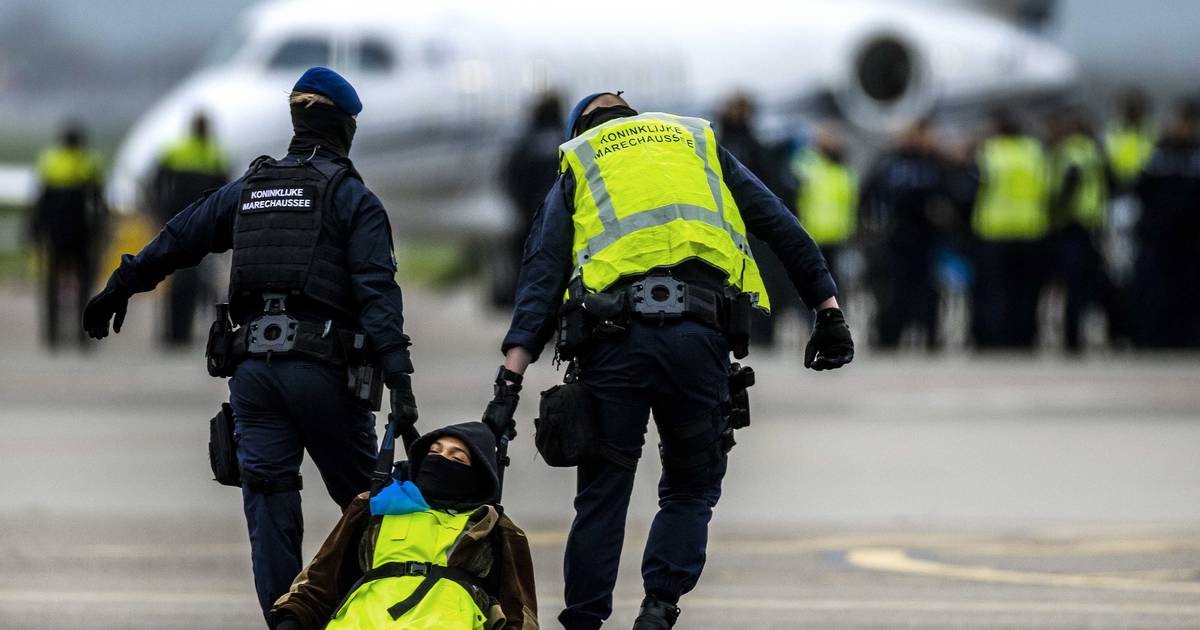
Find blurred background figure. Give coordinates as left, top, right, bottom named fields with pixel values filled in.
left=1105, top=88, right=1157, bottom=190
left=496, top=91, right=563, bottom=309
left=1130, top=99, right=1200, bottom=348
left=715, top=92, right=799, bottom=349
left=148, top=111, right=228, bottom=346
left=26, top=121, right=106, bottom=350
left=968, top=108, right=1049, bottom=350
left=859, top=117, right=949, bottom=351
left=1046, top=107, right=1109, bottom=354
left=791, top=122, right=858, bottom=293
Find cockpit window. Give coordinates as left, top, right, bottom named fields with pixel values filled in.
left=268, top=37, right=331, bottom=70
left=357, top=39, right=395, bottom=72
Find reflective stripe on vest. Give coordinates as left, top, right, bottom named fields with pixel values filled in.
left=794, top=149, right=857, bottom=245
left=160, top=135, right=228, bottom=176
left=1053, top=134, right=1108, bottom=229
left=37, top=147, right=102, bottom=189
left=1105, top=125, right=1156, bottom=184
left=559, top=112, right=770, bottom=310
left=973, top=136, right=1049, bottom=241
left=328, top=509, right=486, bottom=629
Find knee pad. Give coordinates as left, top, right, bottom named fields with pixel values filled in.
left=242, top=471, right=303, bottom=494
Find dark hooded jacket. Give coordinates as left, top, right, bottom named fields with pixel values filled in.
left=270, top=422, right=538, bottom=629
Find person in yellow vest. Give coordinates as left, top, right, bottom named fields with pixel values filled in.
left=969, top=108, right=1051, bottom=349
left=497, top=92, right=852, bottom=630
left=791, top=123, right=859, bottom=287
left=150, top=112, right=230, bottom=346
left=1048, top=108, right=1110, bottom=353
left=270, top=421, right=538, bottom=629
left=28, top=122, right=106, bottom=349
left=1105, top=88, right=1157, bottom=190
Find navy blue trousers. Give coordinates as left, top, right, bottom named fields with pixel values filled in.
left=559, top=320, right=731, bottom=630
left=228, top=358, right=377, bottom=617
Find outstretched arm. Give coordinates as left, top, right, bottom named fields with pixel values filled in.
left=83, top=181, right=239, bottom=339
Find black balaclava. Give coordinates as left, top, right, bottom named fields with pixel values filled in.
left=288, top=102, right=356, bottom=158
left=414, top=454, right=487, bottom=506
left=573, top=104, right=638, bottom=138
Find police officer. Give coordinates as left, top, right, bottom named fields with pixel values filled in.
left=81, top=67, right=419, bottom=619
left=1106, top=88, right=1157, bottom=190
left=1130, top=100, right=1200, bottom=347
left=497, top=91, right=564, bottom=308
left=150, top=111, right=230, bottom=346
left=969, top=108, right=1050, bottom=349
left=859, top=117, right=948, bottom=350
left=498, top=93, right=853, bottom=629
left=1048, top=108, right=1109, bottom=353
left=28, top=122, right=106, bottom=349
left=790, top=122, right=858, bottom=287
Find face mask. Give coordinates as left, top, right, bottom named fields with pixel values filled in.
left=414, top=454, right=481, bottom=504
left=573, top=105, right=638, bottom=137
left=288, top=103, right=357, bottom=157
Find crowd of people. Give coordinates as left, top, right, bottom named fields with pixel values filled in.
left=680, top=88, right=1200, bottom=353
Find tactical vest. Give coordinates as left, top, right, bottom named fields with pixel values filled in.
left=794, top=149, right=858, bottom=246
left=1052, top=134, right=1108, bottom=229
left=229, top=156, right=357, bottom=318
left=327, top=509, right=490, bottom=629
left=559, top=112, right=771, bottom=310
left=973, top=136, right=1050, bottom=241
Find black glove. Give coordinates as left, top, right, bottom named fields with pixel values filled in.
left=805, top=307, right=854, bottom=371
left=273, top=615, right=302, bottom=630
left=388, top=373, right=418, bottom=427
left=82, top=286, right=130, bottom=340
left=482, top=367, right=522, bottom=441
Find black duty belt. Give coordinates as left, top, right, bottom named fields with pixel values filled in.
left=625, top=275, right=725, bottom=329
left=230, top=317, right=356, bottom=367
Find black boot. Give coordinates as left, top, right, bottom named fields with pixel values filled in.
left=632, top=595, right=680, bottom=629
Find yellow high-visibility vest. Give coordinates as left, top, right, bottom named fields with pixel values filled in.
left=159, top=135, right=228, bottom=176
left=559, top=112, right=771, bottom=310
left=1105, top=125, right=1156, bottom=185
left=37, top=147, right=103, bottom=189
left=327, top=509, right=488, bottom=629
left=1052, top=134, right=1108, bottom=229
left=973, top=135, right=1050, bottom=241
left=793, top=149, right=857, bottom=246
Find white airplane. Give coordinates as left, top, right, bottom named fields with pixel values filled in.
left=103, top=0, right=1075, bottom=241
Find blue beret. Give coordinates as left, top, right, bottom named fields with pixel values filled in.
left=293, top=67, right=362, bottom=115
left=565, top=93, right=606, bottom=141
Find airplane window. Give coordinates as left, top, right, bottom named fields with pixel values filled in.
left=359, top=40, right=395, bottom=72
left=268, top=38, right=331, bottom=70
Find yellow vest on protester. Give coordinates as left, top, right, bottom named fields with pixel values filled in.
left=973, top=135, right=1049, bottom=241
left=793, top=149, right=857, bottom=246
left=327, top=509, right=488, bottom=630
left=1105, top=124, right=1156, bottom=185
left=1052, top=134, right=1108, bottom=229
left=159, top=134, right=229, bottom=176
left=558, top=112, right=771, bottom=311
left=37, top=147, right=103, bottom=188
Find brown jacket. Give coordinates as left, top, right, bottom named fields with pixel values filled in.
left=271, top=492, right=538, bottom=629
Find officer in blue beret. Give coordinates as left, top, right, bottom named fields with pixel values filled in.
left=83, top=67, right=419, bottom=619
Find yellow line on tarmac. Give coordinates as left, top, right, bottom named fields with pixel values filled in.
left=846, top=547, right=1200, bottom=594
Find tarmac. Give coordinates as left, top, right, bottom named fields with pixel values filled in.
left=1, top=285, right=1199, bottom=629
